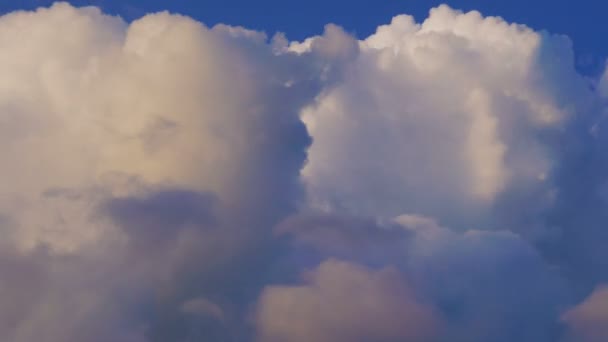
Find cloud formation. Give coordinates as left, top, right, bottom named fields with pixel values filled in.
left=256, top=259, right=438, bottom=342
left=1, top=2, right=608, bottom=341
left=563, top=286, right=608, bottom=341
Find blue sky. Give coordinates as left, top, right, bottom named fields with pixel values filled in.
left=3, top=0, right=607, bottom=73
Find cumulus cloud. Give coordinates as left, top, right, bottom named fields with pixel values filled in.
left=563, top=285, right=608, bottom=341
left=301, top=5, right=594, bottom=227
left=1, top=2, right=608, bottom=342
left=0, top=2, right=327, bottom=340
left=275, top=212, right=566, bottom=342
left=256, top=259, right=439, bottom=342
left=300, top=3, right=608, bottom=299
left=0, top=1, right=342, bottom=253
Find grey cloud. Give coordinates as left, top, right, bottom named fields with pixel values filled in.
left=274, top=212, right=568, bottom=342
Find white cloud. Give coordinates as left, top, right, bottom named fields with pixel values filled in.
left=0, top=2, right=320, bottom=253
left=300, top=5, right=594, bottom=231
left=0, top=3, right=325, bottom=341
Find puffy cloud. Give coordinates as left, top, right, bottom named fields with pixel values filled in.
left=0, top=2, right=329, bottom=341
left=300, top=5, right=594, bottom=230
left=1, top=2, right=608, bottom=342
left=256, top=259, right=439, bottom=342
left=563, top=286, right=608, bottom=342
left=300, top=3, right=608, bottom=304
left=276, top=212, right=567, bottom=342
left=0, top=2, right=326, bottom=254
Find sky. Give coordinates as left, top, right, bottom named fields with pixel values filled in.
left=2, top=1, right=608, bottom=342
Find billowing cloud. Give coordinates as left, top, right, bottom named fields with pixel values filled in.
left=256, top=259, right=439, bottom=342
left=0, top=2, right=608, bottom=342
left=275, top=212, right=566, bottom=342
left=563, top=286, right=608, bottom=342
left=0, top=2, right=326, bottom=341
left=301, top=6, right=594, bottom=227
left=300, top=2, right=608, bottom=301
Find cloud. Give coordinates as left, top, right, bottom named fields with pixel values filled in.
left=0, top=2, right=329, bottom=341
left=300, top=3, right=608, bottom=299
left=0, top=2, right=608, bottom=342
left=256, top=259, right=439, bottom=342
left=0, top=1, right=330, bottom=253
left=300, top=5, right=594, bottom=227
left=563, top=285, right=608, bottom=342
left=276, top=212, right=567, bottom=342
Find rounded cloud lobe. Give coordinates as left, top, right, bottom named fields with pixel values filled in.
left=1, top=2, right=608, bottom=342
left=256, top=259, right=438, bottom=342
left=562, top=286, right=608, bottom=342
left=301, top=6, right=591, bottom=227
